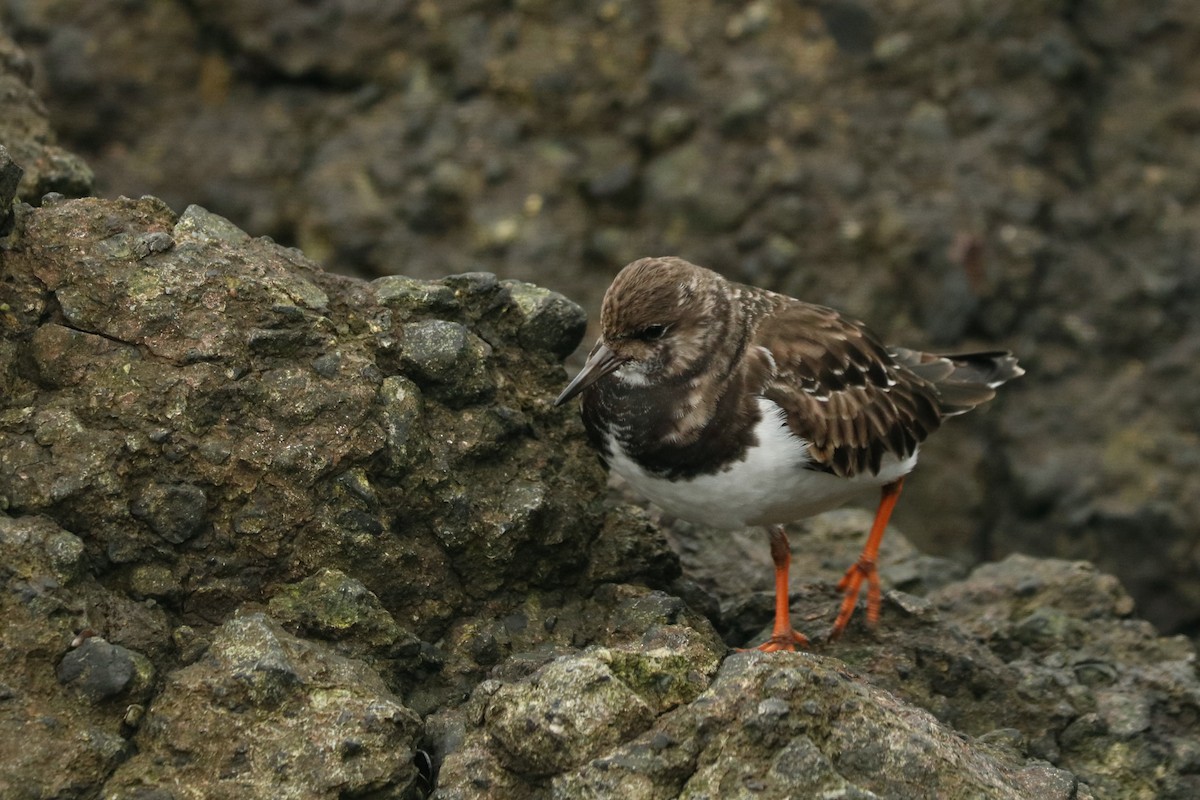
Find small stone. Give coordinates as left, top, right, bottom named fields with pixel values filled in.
left=443, top=271, right=501, bottom=299
left=648, top=106, right=696, bottom=150
left=904, top=100, right=951, bottom=143
left=1094, top=690, right=1151, bottom=736
left=171, top=625, right=211, bottom=664
left=501, top=280, right=587, bottom=359
left=485, top=656, right=655, bottom=776
left=130, top=482, right=208, bottom=544
left=128, top=563, right=179, bottom=600
left=874, top=31, right=913, bottom=62
left=57, top=638, right=154, bottom=703
left=399, top=320, right=494, bottom=407
left=132, top=231, right=175, bottom=259
left=644, top=141, right=750, bottom=232
left=268, top=567, right=409, bottom=648
left=373, top=275, right=459, bottom=314
left=377, top=375, right=424, bottom=475
left=720, top=88, right=770, bottom=137
left=173, top=204, right=250, bottom=245
left=42, top=529, right=87, bottom=584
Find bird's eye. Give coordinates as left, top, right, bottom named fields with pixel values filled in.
left=635, top=324, right=669, bottom=341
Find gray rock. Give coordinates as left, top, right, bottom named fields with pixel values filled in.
left=437, top=647, right=1101, bottom=799
left=501, top=280, right=587, bottom=360
left=57, top=637, right=154, bottom=703
left=400, top=319, right=495, bottom=407
left=103, top=613, right=423, bottom=799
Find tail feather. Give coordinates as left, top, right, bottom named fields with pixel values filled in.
left=892, top=348, right=1023, bottom=416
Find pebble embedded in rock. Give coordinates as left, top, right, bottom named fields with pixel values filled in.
left=501, top=280, right=587, bottom=360
left=130, top=482, right=208, bottom=544
left=399, top=319, right=494, bottom=406
left=57, top=637, right=153, bottom=703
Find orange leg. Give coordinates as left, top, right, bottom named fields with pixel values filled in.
left=830, top=478, right=905, bottom=640
left=755, top=524, right=810, bottom=652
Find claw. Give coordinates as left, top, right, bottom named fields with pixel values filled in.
left=754, top=629, right=811, bottom=653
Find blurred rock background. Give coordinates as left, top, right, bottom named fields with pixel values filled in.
left=3, top=0, right=1198, bottom=635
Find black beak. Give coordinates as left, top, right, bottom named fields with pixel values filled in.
left=554, top=343, right=626, bottom=406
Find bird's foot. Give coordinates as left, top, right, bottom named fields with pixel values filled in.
left=830, top=557, right=880, bottom=639
left=744, top=628, right=810, bottom=653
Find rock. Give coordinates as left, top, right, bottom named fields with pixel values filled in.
left=0, top=193, right=612, bottom=629
left=436, top=647, right=1097, bottom=799
left=399, top=319, right=494, bottom=407
left=501, top=280, right=588, bottom=360
left=0, top=513, right=166, bottom=797
left=266, top=567, right=427, bottom=687
left=643, top=138, right=750, bottom=233
left=0, top=192, right=1196, bottom=798
left=57, top=637, right=154, bottom=703
left=103, top=613, right=423, bottom=799
left=4, top=17, right=1200, bottom=795
left=130, top=482, right=208, bottom=544
left=0, top=30, right=94, bottom=202
left=8, top=7, right=1200, bottom=642
left=0, top=144, right=22, bottom=236
left=486, top=656, right=656, bottom=776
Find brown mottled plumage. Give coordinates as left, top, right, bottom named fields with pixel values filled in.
left=557, top=257, right=1023, bottom=650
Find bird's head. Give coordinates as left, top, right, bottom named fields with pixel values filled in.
left=555, top=257, right=723, bottom=405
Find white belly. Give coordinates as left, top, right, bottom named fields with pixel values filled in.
left=605, top=398, right=917, bottom=530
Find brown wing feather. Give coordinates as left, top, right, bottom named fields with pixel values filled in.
left=756, top=302, right=943, bottom=478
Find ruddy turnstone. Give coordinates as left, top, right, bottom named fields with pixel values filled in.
left=556, top=256, right=1023, bottom=651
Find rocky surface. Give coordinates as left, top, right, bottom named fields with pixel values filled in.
left=3, top=7, right=1200, bottom=799
left=3, top=2, right=1199, bottom=643
left=427, top=543, right=1200, bottom=800
left=0, top=186, right=1196, bottom=798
